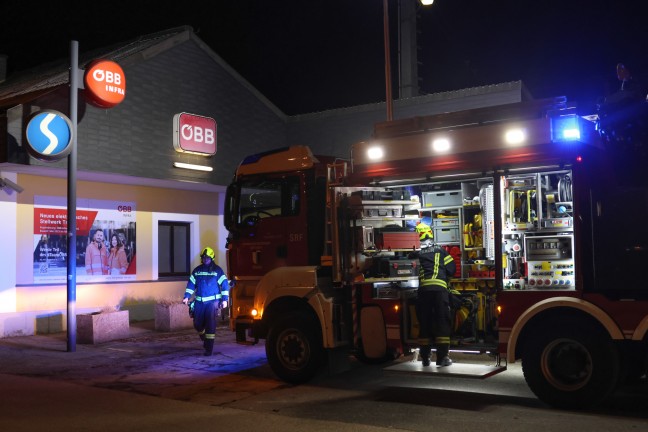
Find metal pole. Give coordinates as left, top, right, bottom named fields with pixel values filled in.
left=383, top=0, right=393, bottom=121
left=67, top=40, right=79, bottom=352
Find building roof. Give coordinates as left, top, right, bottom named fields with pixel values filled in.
left=0, top=26, right=284, bottom=118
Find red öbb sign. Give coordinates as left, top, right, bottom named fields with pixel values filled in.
left=173, top=113, right=217, bottom=156
left=84, top=60, right=126, bottom=108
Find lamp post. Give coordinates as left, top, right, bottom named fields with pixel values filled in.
left=382, top=0, right=434, bottom=121
left=383, top=0, right=394, bottom=121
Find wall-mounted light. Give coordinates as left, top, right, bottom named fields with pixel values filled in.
left=0, top=177, right=24, bottom=194
left=173, top=162, right=213, bottom=172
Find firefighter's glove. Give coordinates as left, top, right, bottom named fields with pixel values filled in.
left=188, top=300, right=195, bottom=318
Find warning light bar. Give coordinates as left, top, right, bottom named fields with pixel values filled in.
left=551, top=114, right=582, bottom=142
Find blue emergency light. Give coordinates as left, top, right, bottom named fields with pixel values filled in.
left=551, top=114, right=582, bottom=142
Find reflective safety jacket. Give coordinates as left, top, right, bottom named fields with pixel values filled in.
left=418, top=246, right=456, bottom=291
left=184, top=262, right=229, bottom=304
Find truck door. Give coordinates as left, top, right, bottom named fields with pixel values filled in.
left=591, top=185, right=648, bottom=299
left=228, top=174, right=307, bottom=277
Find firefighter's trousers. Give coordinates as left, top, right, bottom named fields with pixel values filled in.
left=193, top=300, right=217, bottom=355
left=416, top=288, right=451, bottom=360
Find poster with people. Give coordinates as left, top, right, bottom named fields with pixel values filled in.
left=33, top=196, right=136, bottom=283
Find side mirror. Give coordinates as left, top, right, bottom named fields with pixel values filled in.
left=224, top=183, right=239, bottom=231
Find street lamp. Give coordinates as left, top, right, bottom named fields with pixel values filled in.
left=383, top=0, right=434, bottom=121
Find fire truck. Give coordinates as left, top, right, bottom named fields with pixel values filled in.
left=223, top=94, right=648, bottom=409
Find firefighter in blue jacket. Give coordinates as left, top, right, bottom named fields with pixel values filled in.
left=182, top=247, right=229, bottom=356
left=414, top=223, right=456, bottom=367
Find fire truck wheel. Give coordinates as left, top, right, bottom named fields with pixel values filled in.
left=266, top=314, right=323, bottom=384
left=522, top=320, right=620, bottom=410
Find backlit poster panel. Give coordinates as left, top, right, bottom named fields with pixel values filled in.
left=33, top=196, right=136, bottom=283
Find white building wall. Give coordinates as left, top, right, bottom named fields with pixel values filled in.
left=0, top=172, right=18, bottom=313
left=0, top=173, right=224, bottom=337
left=0, top=172, right=24, bottom=336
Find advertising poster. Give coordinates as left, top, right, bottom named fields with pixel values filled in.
left=33, top=196, right=136, bottom=283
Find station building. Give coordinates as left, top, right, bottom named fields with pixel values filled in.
left=0, top=26, right=529, bottom=337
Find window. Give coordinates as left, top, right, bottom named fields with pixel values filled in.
left=158, top=222, right=190, bottom=277
left=237, top=176, right=300, bottom=225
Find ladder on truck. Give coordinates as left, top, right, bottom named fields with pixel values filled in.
left=321, top=161, right=347, bottom=282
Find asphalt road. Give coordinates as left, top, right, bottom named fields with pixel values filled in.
left=1, top=320, right=646, bottom=432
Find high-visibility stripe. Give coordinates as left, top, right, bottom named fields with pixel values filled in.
left=433, top=253, right=440, bottom=279
left=195, top=271, right=218, bottom=276
left=205, top=333, right=215, bottom=340
left=420, top=278, right=447, bottom=288
left=195, top=295, right=216, bottom=302
left=217, top=275, right=227, bottom=285
left=220, top=290, right=229, bottom=297
left=185, top=288, right=195, bottom=295
left=189, top=275, right=196, bottom=284
left=436, top=336, right=450, bottom=344
left=419, top=253, right=447, bottom=288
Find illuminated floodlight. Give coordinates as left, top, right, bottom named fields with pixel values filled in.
left=504, top=128, right=526, bottom=145
left=367, top=146, right=384, bottom=160
left=432, top=138, right=451, bottom=152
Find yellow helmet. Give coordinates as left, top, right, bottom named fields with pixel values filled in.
left=201, top=247, right=215, bottom=259
left=415, top=222, right=433, bottom=241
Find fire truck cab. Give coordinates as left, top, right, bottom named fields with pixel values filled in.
left=224, top=97, right=648, bottom=409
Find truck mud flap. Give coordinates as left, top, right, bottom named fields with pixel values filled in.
left=384, top=360, right=506, bottom=379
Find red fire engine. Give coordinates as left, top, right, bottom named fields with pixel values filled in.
left=224, top=95, right=647, bottom=409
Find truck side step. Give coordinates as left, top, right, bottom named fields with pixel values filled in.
left=384, top=360, right=506, bottom=379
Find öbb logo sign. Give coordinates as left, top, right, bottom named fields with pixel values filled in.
left=181, top=124, right=214, bottom=144
left=84, top=60, right=126, bottom=108
left=173, top=113, right=217, bottom=156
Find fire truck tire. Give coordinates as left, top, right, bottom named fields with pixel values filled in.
left=266, top=314, right=323, bottom=384
left=619, top=342, right=648, bottom=384
left=522, top=320, right=620, bottom=410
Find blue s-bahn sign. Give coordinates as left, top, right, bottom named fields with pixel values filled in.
left=26, top=110, right=73, bottom=161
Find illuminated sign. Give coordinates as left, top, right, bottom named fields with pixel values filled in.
left=25, top=110, right=73, bottom=161
left=84, top=59, right=126, bottom=108
left=173, top=113, right=217, bottom=156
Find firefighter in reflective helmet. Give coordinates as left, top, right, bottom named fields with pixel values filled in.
left=414, top=222, right=456, bottom=366
left=182, top=247, right=229, bottom=356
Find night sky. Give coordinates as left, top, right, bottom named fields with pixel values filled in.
left=1, top=0, right=646, bottom=115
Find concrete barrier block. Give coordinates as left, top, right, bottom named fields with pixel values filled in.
left=77, top=310, right=130, bottom=344
left=154, top=302, right=193, bottom=332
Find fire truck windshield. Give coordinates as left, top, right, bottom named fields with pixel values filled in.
left=225, top=177, right=301, bottom=230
